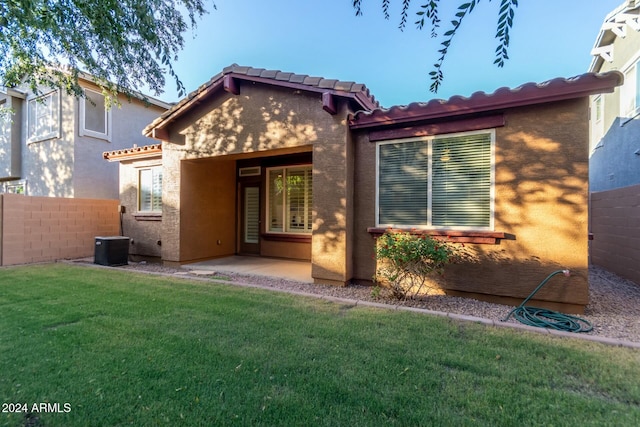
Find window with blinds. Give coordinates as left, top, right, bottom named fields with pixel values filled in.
left=267, top=165, right=312, bottom=234
left=377, top=130, right=493, bottom=230
left=139, top=166, right=163, bottom=212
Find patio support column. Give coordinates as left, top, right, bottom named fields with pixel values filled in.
left=161, top=144, right=183, bottom=266
left=311, top=109, right=353, bottom=286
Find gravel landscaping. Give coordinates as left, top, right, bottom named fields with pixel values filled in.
left=99, top=261, right=640, bottom=345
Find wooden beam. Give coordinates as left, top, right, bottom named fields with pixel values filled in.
left=223, top=75, right=240, bottom=95
left=152, top=128, right=169, bottom=141
left=322, top=92, right=337, bottom=115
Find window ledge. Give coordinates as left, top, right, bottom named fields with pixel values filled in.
left=367, top=227, right=506, bottom=244
left=262, top=233, right=311, bottom=243
left=134, top=213, right=162, bottom=221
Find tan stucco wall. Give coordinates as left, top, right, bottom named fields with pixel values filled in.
left=353, top=98, right=590, bottom=311
left=118, top=157, right=163, bottom=259
left=160, top=83, right=355, bottom=283
left=179, top=157, right=236, bottom=262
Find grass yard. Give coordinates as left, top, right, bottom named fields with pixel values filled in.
left=1, top=264, right=639, bottom=426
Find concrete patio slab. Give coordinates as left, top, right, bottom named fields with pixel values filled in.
left=182, top=256, right=313, bottom=283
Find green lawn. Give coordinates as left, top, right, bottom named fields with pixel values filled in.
left=1, top=264, right=639, bottom=426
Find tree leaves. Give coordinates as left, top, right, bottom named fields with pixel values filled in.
left=352, top=0, right=519, bottom=93
left=0, top=0, right=213, bottom=104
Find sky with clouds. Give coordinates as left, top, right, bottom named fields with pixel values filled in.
left=160, top=0, right=624, bottom=107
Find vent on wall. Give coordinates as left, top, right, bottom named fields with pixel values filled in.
left=239, top=166, right=261, bottom=177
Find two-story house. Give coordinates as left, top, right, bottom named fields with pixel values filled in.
left=0, top=74, right=170, bottom=199
left=588, top=0, right=640, bottom=284
left=589, top=0, right=640, bottom=191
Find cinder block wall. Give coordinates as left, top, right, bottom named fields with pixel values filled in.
left=0, top=194, right=119, bottom=266
left=590, top=184, right=640, bottom=285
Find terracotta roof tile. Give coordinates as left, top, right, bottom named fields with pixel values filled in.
left=143, top=64, right=380, bottom=137
left=103, top=144, right=162, bottom=162
left=349, top=72, right=623, bottom=129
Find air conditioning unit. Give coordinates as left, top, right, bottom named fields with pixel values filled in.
left=94, top=236, right=130, bottom=266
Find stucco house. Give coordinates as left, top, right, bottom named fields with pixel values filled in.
left=589, top=0, right=640, bottom=191
left=588, top=0, right=640, bottom=284
left=105, top=64, right=621, bottom=313
left=0, top=75, right=170, bottom=198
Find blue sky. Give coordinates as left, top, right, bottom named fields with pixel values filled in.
left=161, top=0, right=623, bottom=107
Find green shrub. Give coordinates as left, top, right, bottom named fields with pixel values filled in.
left=375, top=230, right=459, bottom=300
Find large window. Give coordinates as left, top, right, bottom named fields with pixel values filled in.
left=79, top=88, right=111, bottom=140
left=621, top=59, right=640, bottom=119
left=27, top=90, right=60, bottom=143
left=267, top=165, right=312, bottom=234
left=377, top=130, right=494, bottom=230
left=138, top=166, right=163, bottom=212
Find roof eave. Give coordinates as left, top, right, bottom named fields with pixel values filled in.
left=144, top=69, right=378, bottom=139
left=349, top=72, right=624, bottom=130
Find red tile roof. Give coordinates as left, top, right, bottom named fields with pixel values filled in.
left=349, top=72, right=623, bottom=129
left=103, top=144, right=162, bottom=162
left=144, top=64, right=379, bottom=138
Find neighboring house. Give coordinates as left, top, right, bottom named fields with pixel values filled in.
left=589, top=0, right=640, bottom=191
left=588, top=1, right=640, bottom=285
left=105, top=64, right=621, bottom=313
left=0, top=75, right=171, bottom=199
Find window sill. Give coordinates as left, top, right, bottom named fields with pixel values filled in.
left=133, top=213, right=162, bottom=221
left=27, top=134, right=60, bottom=145
left=262, top=233, right=311, bottom=243
left=367, top=227, right=506, bottom=244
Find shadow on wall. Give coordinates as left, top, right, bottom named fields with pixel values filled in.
left=151, top=87, right=354, bottom=277
left=589, top=116, right=640, bottom=192
left=25, top=94, right=74, bottom=196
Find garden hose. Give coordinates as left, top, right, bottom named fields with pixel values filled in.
left=502, top=270, right=593, bottom=333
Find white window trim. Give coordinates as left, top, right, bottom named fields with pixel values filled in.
left=265, top=164, right=313, bottom=235
left=26, top=90, right=60, bottom=144
left=591, top=95, right=605, bottom=152
left=79, top=88, right=112, bottom=141
left=2, top=179, right=27, bottom=195
left=137, top=165, right=163, bottom=213
left=375, top=129, right=496, bottom=231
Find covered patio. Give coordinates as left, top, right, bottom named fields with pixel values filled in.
left=183, top=255, right=312, bottom=283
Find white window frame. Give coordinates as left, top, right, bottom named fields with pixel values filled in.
left=265, top=164, right=313, bottom=235
left=375, top=129, right=495, bottom=231
left=620, top=53, right=640, bottom=120
left=26, top=90, right=60, bottom=144
left=137, top=166, right=163, bottom=213
left=591, top=95, right=605, bottom=151
left=2, top=179, right=27, bottom=195
left=79, top=88, right=112, bottom=141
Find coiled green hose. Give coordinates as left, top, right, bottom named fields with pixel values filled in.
left=502, top=270, right=593, bottom=333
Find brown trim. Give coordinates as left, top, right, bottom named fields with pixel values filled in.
left=224, top=75, right=240, bottom=95
left=261, top=233, right=312, bottom=243
left=133, top=213, right=162, bottom=221
left=349, top=71, right=623, bottom=129
left=368, top=115, right=505, bottom=142
left=322, top=92, right=337, bottom=115
left=367, top=227, right=506, bottom=244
